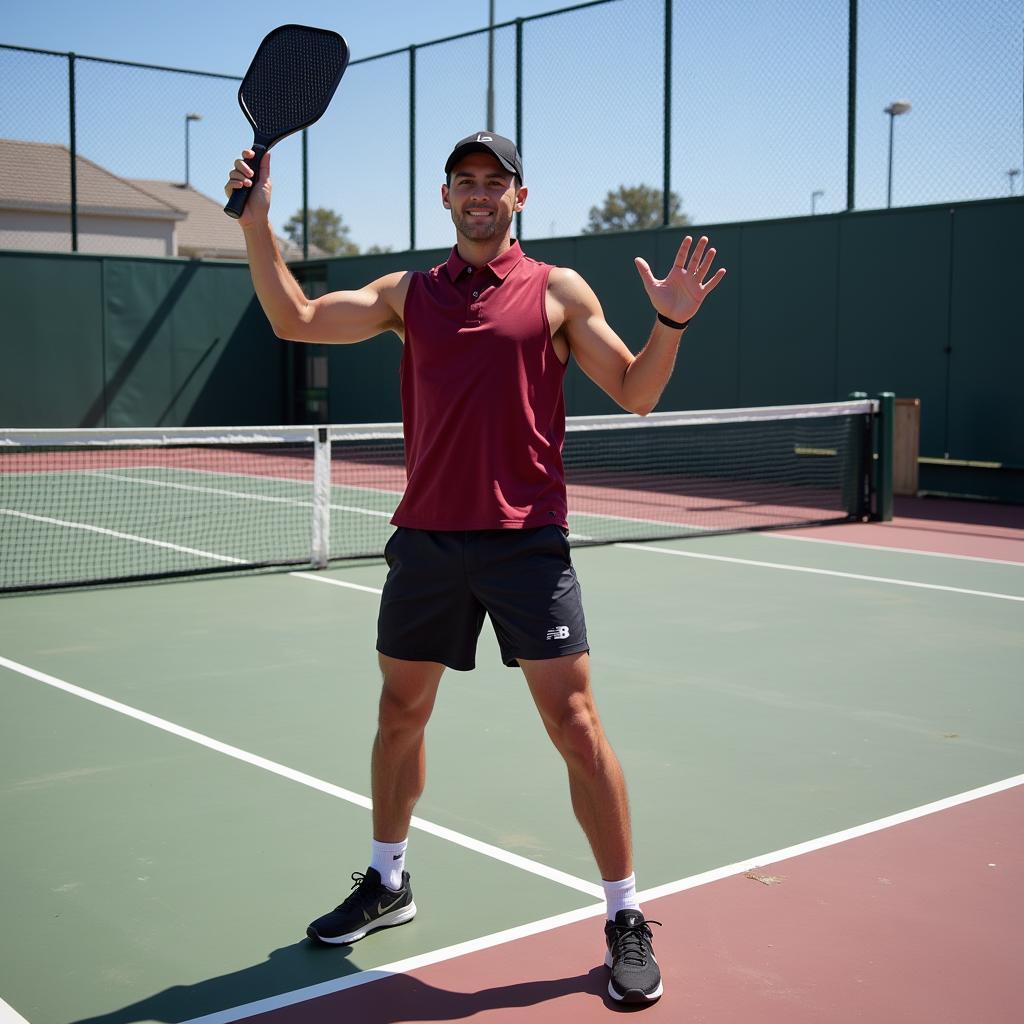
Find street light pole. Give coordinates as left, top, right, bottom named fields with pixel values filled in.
left=884, top=100, right=911, bottom=208
left=811, top=189, right=824, bottom=215
left=486, top=0, right=495, bottom=129
left=185, top=112, right=202, bottom=187
left=1009, top=169, right=1021, bottom=196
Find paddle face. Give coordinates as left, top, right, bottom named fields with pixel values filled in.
left=225, top=24, right=349, bottom=219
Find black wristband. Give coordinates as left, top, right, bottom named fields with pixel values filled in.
left=657, top=312, right=692, bottom=331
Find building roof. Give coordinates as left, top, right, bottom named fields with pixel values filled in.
left=127, top=178, right=325, bottom=261
left=0, top=139, right=184, bottom=220
left=127, top=178, right=248, bottom=258
left=0, top=138, right=323, bottom=260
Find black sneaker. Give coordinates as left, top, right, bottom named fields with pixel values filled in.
left=306, top=868, right=416, bottom=945
left=604, top=909, right=663, bottom=1003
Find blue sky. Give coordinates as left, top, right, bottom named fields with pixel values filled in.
left=2, top=0, right=1022, bottom=252
left=1, top=1, right=565, bottom=71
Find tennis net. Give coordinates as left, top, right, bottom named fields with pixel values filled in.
left=0, top=399, right=880, bottom=593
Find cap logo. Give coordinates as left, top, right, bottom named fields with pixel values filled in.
left=476, top=134, right=493, bottom=142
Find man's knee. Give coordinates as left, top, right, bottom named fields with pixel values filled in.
left=376, top=657, right=443, bottom=741
left=378, top=685, right=431, bottom=733
left=548, top=694, right=605, bottom=773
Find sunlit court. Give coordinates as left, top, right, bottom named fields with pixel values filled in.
left=2, top=0, right=1023, bottom=1022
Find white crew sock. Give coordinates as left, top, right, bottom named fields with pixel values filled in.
left=370, top=838, right=408, bottom=891
left=603, top=873, right=641, bottom=921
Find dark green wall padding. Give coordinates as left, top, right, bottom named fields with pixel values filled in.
left=0, top=251, right=285, bottom=428
left=2, top=196, right=1021, bottom=500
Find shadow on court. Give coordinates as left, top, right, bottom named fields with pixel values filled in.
left=67, top=942, right=622, bottom=1024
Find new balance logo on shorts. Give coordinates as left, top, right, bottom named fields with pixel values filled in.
left=546, top=625, right=570, bottom=640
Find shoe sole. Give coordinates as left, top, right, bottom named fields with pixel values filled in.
left=603, top=948, right=663, bottom=1003
left=307, top=901, right=417, bottom=945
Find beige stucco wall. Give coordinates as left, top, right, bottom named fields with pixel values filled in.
left=0, top=209, right=177, bottom=257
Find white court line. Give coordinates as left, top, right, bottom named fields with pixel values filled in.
left=90, top=472, right=395, bottom=519
left=0, top=997, right=31, bottom=1024
left=636, top=771, right=1024, bottom=902
left=569, top=507, right=717, bottom=532
left=180, top=772, right=1024, bottom=1024
left=290, top=572, right=383, bottom=595
left=133, top=465, right=405, bottom=501
left=617, top=542, right=1024, bottom=602
left=181, top=902, right=607, bottom=1024
left=0, top=655, right=600, bottom=900
left=769, top=531, right=1024, bottom=568
left=0, top=509, right=246, bottom=565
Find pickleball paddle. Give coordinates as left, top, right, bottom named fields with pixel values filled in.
left=224, top=24, right=349, bottom=219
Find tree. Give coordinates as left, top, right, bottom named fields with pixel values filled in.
left=283, top=207, right=359, bottom=256
left=582, top=184, right=690, bottom=234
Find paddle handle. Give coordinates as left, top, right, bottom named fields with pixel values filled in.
left=224, top=145, right=267, bottom=219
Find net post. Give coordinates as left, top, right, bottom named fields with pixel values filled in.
left=874, top=391, right=895, bottom=521
left=311, top=427, right=331, bottom=568
left=846, top=390, right=870, bottom=519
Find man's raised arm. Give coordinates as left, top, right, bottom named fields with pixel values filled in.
left=225, top=148, right=406, bottom=345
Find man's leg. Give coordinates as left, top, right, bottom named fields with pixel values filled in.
left=520, top=652, right=662, bottom=1004
left=518, top=652, right=631, bottom=880
left=306, top=654, right=443, bottom=945
left=371, top=654, right=446, bottom=841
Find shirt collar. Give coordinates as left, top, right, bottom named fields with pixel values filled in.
left=444, top=239, right=525, bottom=282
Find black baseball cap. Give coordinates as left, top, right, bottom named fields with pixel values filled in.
left=445, top=132, right=524, bottom=182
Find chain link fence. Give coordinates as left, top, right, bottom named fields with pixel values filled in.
left=1, top=0, right=1021, bottom=259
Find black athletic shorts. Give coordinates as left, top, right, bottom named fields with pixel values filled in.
left=376, top=526, right=589, bottom=671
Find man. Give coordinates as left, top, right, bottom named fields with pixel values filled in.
left=225, top=131, right=725, bottom=1005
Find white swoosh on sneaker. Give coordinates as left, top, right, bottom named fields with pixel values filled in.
left=377, top=894, right=405, bottom=915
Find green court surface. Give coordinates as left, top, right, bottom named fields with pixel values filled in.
left=2, top=529, right=1022, bottom=1024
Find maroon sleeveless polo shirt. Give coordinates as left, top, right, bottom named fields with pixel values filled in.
left=391, top=241, right=568, bottom=531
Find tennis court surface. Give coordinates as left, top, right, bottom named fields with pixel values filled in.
left=2, top=414, right=1022, bottom=1021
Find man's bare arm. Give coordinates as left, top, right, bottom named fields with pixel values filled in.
left=227, top=148, right=406, bottom=344
left=551, top=270, right=679, bottom=416
left=242, top=220, right=405, bottom=343
left=553, top=236, right=726, bottom=416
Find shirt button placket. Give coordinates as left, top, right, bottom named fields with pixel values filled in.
left=466, top=268, right=482, bottom=321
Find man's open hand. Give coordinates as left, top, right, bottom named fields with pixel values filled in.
left=634, top=236, right=727, bottom=325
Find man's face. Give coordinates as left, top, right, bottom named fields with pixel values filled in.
left=441, top=151, right=527, bottom=242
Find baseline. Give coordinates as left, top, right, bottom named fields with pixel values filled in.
left=177, top=774, right=1024, bottom=1024
left=308, top=777, right=1024, bottom=1022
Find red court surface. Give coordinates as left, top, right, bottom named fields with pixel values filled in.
left=247, top=782, right=1022, bottom=1023
left=787, top=495, right=1024, bottom=562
